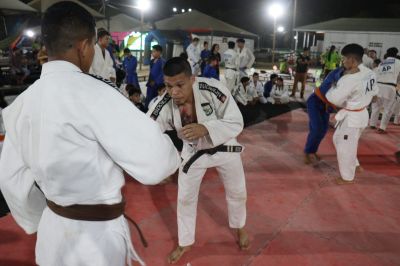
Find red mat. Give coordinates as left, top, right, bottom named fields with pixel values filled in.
left=1, top=109, right=399, bottom=266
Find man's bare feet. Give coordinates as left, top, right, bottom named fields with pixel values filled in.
left=167, top=245, right=191, bottom=264
left=304, top=153, right=313, bottom=164
left=336, top=177, right=355, bottom=185
left=313, top=153, right=321, bottom=161
left=237, top=228, right=250, bottom=250
left=356, top=165, right=364, bottom=173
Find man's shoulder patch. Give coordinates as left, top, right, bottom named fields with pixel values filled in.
left=150, top=93, right=171, bottom=120
left=198, top=82, right=227, bottom=103
left=85, top=73, right=120, bottom=91
left=201, top=102, right=213, bottom=116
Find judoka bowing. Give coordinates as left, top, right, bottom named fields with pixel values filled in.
left=148, top=57, right=249, bottom=264
left=326, top=44, right=378, bottom=184
left=0, top=2, right=180, bottom=265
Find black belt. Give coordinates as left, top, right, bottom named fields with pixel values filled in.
left=378, top=82, right=397, bottom=87
left=182, top=144, right=243, bottom=174
left=226, top=67, right=237, bottom=71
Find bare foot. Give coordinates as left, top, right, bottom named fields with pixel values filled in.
left=335, top=177, right=355, bottom=185
left=237, top=228, right=250, bottom=250
left=304, top=153, right=313, bottom=164
left=167, top=246, right=191, bottom=264
left=356, top=165, right=364, bottom=173
left=313, top=153, right=321, bottom=161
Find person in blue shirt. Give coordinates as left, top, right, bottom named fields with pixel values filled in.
left=122, top=48, right=140, bottom=89
left=263, top=73, right=278, bottom=99
left=202, top=55, right=219, bottom=80
left=145, top=44, right=165, bottom=107
left=304, top=67, right=344, bottom=164
left=200, top=41, right=211, bottom=75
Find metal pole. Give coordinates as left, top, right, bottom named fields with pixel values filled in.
left=139, top=11, right=143, bottom=70
left=272, top=17, right=276, bottom=64
left=291, top=0, right=297, bottom=50
left=2, top=16, right=7, bottom=36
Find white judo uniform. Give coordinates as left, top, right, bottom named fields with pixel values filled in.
left=362, top=54, right=374, bottom=69
left=223, top=48, right=239, bottom=94
left=233, top=83, right=258, bottom=106
left=237, top=47, right=255, bottom=78
left=369, top=57, right=400, bottom=130
left=148, top=77, right=247, bottom=247
left=0, top=107, right=4, bottom=154
left=186, top=43, right=201, bottom=75
left=267, top=84, right=290, bottom=104
left=89, top=43, right=116, bottom=81
left=249, top=79, right=266, bottom=103
left=327, top=64, right=378, bottom=181
left=0, top=61, right=180, bottom=266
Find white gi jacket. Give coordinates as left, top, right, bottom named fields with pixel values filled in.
left=376, top=57, right=400, bottom=99
left=270, top=85, right=289, bottom=99
left=362, top=54, right=374, bottom=69
left=223, top=49, right=239, bottom=79
left=89, top=43, right=116, bottom=80
left=234, top=83, right=258, bottom=106
left=237, top=47, right=255, bottom=69
left=147, top=77, right=243, bottom=161
left=0, top=60, right=180, bottom=265
left=249, top=80, right=264, bottom=97
left=186, top=43, right=201, bottom=67
left=0, top=107, right=4, bottom=154
left=327, top=64, right=379, bottom=128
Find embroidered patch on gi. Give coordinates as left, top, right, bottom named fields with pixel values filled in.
left=198, top=82, right=227, bottom=103
left=201, top=103, right=213, bottom=116
left=150, top=93, right=171, bottom=120
left=344, top=135, right=348, bottom=140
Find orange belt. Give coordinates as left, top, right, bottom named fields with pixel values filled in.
left=344, top=107, right=366, bottom=112
left=0, top=135, right=4, bottom=142
left=314, top=87, right=337, bottom=110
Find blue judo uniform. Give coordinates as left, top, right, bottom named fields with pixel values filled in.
left=200, top=49, right=211, bottom=75
left=123, top=55, right=140, bottom=89
left=202, top=64, right=219, bottom=80
left=304, top=67, right=344, bottom=154
left=146, top=57, right=165, bottom=107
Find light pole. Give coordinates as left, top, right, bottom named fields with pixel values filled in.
left=268, top=3, right=284, bottom=64
left=137, top=0, right=150, bottom=71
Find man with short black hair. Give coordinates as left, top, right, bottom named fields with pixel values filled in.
left=236, top=38, right=255, bottom=78
left=326, top=43, right=378, bottom=184
left=202, top=55, right=219, bottom=80
left=200, top=41, right=211, bottom=75
left=249, top=72, right=265, bottom=103
left=290, top=47, right=310, bottom=99
left=186, top=37, right=201, bottom=75
left=148, top=57, right=249, bottom=264
left=90, top=28, right=116, bottom=82
left=123, top=48, right=140, bottom=89
left=223, top=41, right=239, bottom=93
left=146, top=44, right=165, bottom=107
left=0, top=2, right=180, bottom=265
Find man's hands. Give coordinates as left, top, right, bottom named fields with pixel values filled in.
left=181, top=123, right=209, bottom=141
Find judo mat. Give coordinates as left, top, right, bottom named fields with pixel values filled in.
left=1, top=108, right=400, bottom=266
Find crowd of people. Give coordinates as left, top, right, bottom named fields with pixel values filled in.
left=0, top=2, right=399, bottom=266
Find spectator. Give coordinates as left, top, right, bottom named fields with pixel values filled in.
left=127, top=84, right=147, bottom=113
left=148, top=83, right=167, bottom=110
left=236, top=38, right=255, bottom=78
left=200, top=41, right=211, bottom=75
left=234, top=76, right=258, bottom=106
left=323, top=45, right=341, bottom=78
left=362, top=48, right=374, bottom=69
left=263, top=73, right=278, bottom=99
left=122, top=48, right=140, bottom=89
left=146, top=44, right=165, bottom=107
left=202, top=55, right=219, bottom=80
left=249, top=72, right=265, bottom=103
left=290, top=47, right=310, bottom=99
left=10, top=47, right=30, bottom=85
left=211, top=43, right=221, bottom=76
left=90, top=28, right=116, bottom=82
left=368, top=49, right=378, bottom=61
left=267, top=77, right=290, bottom=104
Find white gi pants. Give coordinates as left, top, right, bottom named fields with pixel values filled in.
left=369, top=90, right=397, bottom=130
left=36, top=208, right=144, bottom=266
left=392, top=100, right=400, bottom=125
left=333, top=118, right=363, bottom=181
left=225, top=69, right=238, bottom=94
left=190, top=61, right=200, bottom=76
left=259, top=96, right=268, bottom=104
left=177, top=152, right=247, bottom=247
left=267, top=96, right=289, bottom=104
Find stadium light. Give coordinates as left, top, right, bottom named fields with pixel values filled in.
left=25, top=30, right=35, bottom=38
left=188, top=8, right=192, bottom=12
left=172, top=7, right=177, bottom=12
left=137, top=0, right=150, bottom=11
left=277, top=26, right=285, bottom=33
left=268, top=3, right=284, bottom=19
left=182, top=9, right=185, bottom=13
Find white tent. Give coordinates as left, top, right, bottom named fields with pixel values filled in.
left=97, top=13, right=152, bottom=32
left=0, top=0, right=37, bottom=13
left=28, top=0, right=104, bottom=18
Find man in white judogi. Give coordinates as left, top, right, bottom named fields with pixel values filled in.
left=0, top=3, right=180, bottom=266
left=89, top=29, right=116, bottom=82
left=362, top=48, right=374, bottom=69
left=267, top=77, right=290, bottom=104
left=326, top=44, right=378, bottom=184
left=248, top=72, right=266, bottom=103
left=236, top=38, right=255, bottom=78
left=186, top=37, right=201, bottom=75
left=369, top=47, right=400, bottom=133
left=223, top=41, right=239, bottom=94
left=147, top=57, right=249, bottom=264
left=234, top=76, right=258, bottom=106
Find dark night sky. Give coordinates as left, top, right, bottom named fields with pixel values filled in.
left=106, top=0, right=400, bottom=34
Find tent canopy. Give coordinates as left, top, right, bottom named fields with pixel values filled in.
left=28, top=0, right=104, bottom=18
left=295, top=18, right=400, bottom=33
left=0, top=0, right=37, bottom=13
left=155, top=10, right=257, bottom=38
left=97, top=13, right=152, bottom=32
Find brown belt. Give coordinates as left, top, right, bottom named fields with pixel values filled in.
left=0, top=135, right=4, bottom=141
left=46, top=199, right=148, bottom=247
